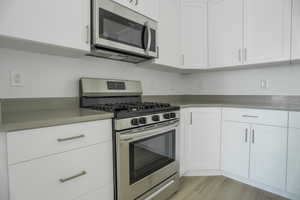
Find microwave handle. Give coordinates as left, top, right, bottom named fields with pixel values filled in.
left=144, top=21, right=151, bottom=54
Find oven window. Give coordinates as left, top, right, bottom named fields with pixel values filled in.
left=99, top=8, right=145, bottom=49
left=129, top=130, right=175, bottom=184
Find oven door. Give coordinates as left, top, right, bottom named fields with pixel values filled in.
left=93, top=0, right=158, bottom=58
left=116, top=121, right=179, bottom=200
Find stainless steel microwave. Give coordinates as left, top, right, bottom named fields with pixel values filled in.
left=90, top=0, right=158, bottom=63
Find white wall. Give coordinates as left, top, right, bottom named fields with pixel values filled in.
left=183, top=64, right=300, bottom=95
left=0, top=49, right=185, bottom=98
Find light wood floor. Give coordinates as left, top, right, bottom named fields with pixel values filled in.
left=169, top=176, right=289, bottom=200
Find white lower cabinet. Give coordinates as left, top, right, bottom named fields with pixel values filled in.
left=181, top=108, right=221, bottom=175
left=287, top=112, right=300, bottom=196
left=9, top=143, right=113, bottom=200
left=222, top=121, right=250, bottom=178
left=249, top=125, right=287, bottom=190
left=188, top=108, right=221, bottom=171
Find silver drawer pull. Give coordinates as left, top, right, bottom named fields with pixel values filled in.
left=57, top=134, right=85, bottom=142
left=242, top=115, right=259, bottom=118
left=59, top=171, right=87, bottom=183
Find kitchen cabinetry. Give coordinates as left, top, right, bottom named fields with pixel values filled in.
left=0, top=0, right=91, bottom=51
left=287, top=112, right=300, bottom=196
left=243, top=0, right=291, bottom=64
left=181, top=0, right=208, bottom=69
left=222, top=121, right=250, bottom=178
left=179, top=108, right=190, bottom=176
left=292, top=0, right=300, bottom=61
left=207, top=0, right=243, bottom=68
left=222, top=108, right=288, bottom=190
left=249, top=125, right=287, bottom=190
left=112, top=0, right=158, bottom=20
left=154, top=0, right=182, bottom=68
left=1, top=120, right=113, bottom=200
left=188, top=108, right=221, bottom=171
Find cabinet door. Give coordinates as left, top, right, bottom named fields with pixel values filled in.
left=135, top=0, right=158, bottom=20
left=208, top=0, right=243, bottom=68
left=244, top=0, right=292, bottom=64
left=154, top=0, right=181, bottom=67
left=179, top=108, right=191, bottom=176
left=287, top=128, right=300, bottom=195
left=0, top=0, right=90, bottom=51
left=292, top=0, right=300, bottom=61
left=181, top=0, right=208, bottom=68
left=222, top=121, right=250, bottom=178
left=188, top=108, right=221, bottom=170
left=250, top=125, right=287, bottom=190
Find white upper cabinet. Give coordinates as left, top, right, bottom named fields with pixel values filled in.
left=188, top=108, right=221, bottom=171
left=0, top=0, right=91, bottom=51
left=292, top=0, right=300, bottom=61
left=181, top=0, right=208, bottom=69
left=249, top=125, right=287, bottom=190
left=207, top=0, right=243, bottom=68
left=222, top=121, right=250, bottom=178
left=154, top=0, right=182, bottom=67
left=243, top=0, right=292, bottom=64
left=112, top=0, right=158, bottom=20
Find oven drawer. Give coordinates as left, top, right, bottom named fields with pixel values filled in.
left=7, top=120, right=112, bottom=165
left=222, top=108, right=288, bottom=126
left=9, top=143, right=113, bottom=200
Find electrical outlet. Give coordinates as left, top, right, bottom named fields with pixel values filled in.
left=10, top=71, right=23, bottom=87
left=260, top=80, right=268, bottom=89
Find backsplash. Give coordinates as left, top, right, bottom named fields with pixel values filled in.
left=0, top=48, right=185, bottom=98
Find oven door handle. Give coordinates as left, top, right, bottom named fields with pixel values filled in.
left=119, top=123, right=178, bottom=143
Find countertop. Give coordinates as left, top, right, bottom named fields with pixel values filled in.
left=0, top=108, right=113, bottom=132
left=176, top=103, right=300, bottom=111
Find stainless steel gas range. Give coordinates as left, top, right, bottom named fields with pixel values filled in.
left=80, top=78, right=180, bottom=200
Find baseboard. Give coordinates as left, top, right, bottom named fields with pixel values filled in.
left=184, top=169, right=222, bottom=176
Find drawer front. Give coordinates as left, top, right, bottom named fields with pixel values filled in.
left=9, top=143, right=113, bottom=200
left=222, top=108, right=288, bottom=127
left=289, top=112, right=300, bottom=128
left=74, top=185, right=114, bottom=200
left=7, top=120, right=112, bottom=165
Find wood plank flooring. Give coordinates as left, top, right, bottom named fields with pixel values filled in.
left=169, top=176, right=289, bottom=200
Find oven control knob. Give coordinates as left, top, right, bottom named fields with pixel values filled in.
left=170, top=112, right=176, bottom=119
left=163, top=113, right=171, bottom=119
left=131, top=118, right=139, bottom=126
left=139, top=117, right=147, bottom=124
left=152, top=115, right=160, bottom=122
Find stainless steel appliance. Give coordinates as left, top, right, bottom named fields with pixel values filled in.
left=80, top=78, right=180, bottom=200
left=90, top=0, right=158, bottom=63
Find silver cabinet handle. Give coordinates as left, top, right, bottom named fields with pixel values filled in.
left=252, top=129, right=255, bottom=144
left=57, top=134, right=85, bottom=142
left=245, top=128, right=248, bottom=143
left=190, top=112, right=193, bottom=125
left=242, top=115, right=259, bottom=118
left=238, top=49, right=242, bottom=63
left=85, top=25, right=90, bottom=44
left=59, top=171, right=86, bottom=183
left=244, top=48, right=247, bottom=62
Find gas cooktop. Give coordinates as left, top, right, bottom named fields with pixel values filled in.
left=91, top=102, right=179, bottom=119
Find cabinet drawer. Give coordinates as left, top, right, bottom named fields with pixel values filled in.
left=9, top=143, right=113, bottom=200
left=289, top=112, right=300, bottom=128
left=222, top=108, right=288, bottom=127
left=7, top=120, right=112, bottom=165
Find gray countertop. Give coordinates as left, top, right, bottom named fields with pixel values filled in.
left=0, top=108, right=113, bottom=132
left=176, top=103, right=300, bottom=111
